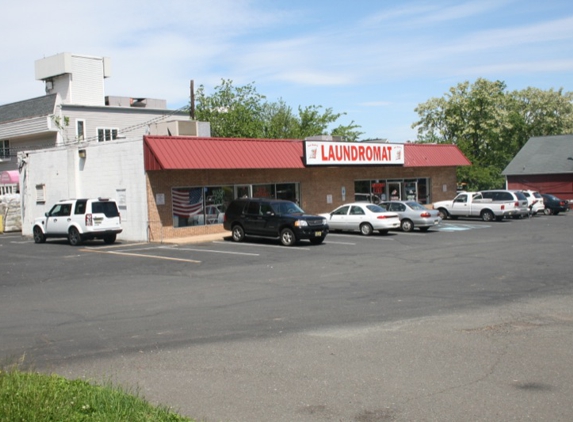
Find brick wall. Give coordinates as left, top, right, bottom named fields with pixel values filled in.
left=146, top=166, right=458, bottom=241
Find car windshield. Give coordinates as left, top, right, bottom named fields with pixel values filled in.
left=405, top=201, right=426, bottom=210
left=365, top=204, right=387, bottom=213
left=271, top=202, right=305, bottom=215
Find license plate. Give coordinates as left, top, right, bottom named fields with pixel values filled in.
left=434, top=220, right=439, bottom=224
left=315, top=231, right=322, bottom=237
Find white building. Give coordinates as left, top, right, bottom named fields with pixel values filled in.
left=1, top=53, right=210, bottom=240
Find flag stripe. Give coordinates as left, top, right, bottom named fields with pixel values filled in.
left=172, top=188, right=203, bottom=217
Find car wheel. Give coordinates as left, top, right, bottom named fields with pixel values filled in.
left=360, top=223, right=374, bottom=236
left=419, top=226, right=430, bottom=232
left=68, top=227, right=83, bottom=246
left=437, top=208, right=448, bottom=219
left=544, top=208, right=552, bottom=215
left=103, top=234, right=117, bottom=244
left=481, top=210, right=494, bottom=222
left=231, top=225, right=245, bottom=242
left=400, top=219, right=414, bottom=232
left=33, top=226, right=46, bottom=243
left=280, top=228, right=297, bottom=246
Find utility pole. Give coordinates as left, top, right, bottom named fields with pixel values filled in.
left=189, top=80, right=195, bottom=120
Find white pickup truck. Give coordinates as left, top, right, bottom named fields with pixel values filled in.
left=432, top=191, right=523, bottom=222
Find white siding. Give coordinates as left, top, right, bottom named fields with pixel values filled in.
left=71, top=55, right=106, bottom=106
left=62, top=107, right=189, bottom=143
left=0, top=116, right=53, bottom=138
left=21, top=138, right=148, bottom=241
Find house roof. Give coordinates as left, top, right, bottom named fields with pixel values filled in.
left=143, top=136, right=471, bottom=170
left=502, top=135, right=573, bottom=176
left=0, top=94, right=58, bottom=125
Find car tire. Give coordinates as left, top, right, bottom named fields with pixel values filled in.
left=360, top=223, right=374, bottom=236
left=68, top=227, right=83, bottom=246
left=481, top=210, right=494, bottom=222
left=400, top=219, right=414, bottom=232
left=437, top=208, right=448, bottom=219
left=33, top=226, right=46, bottom=243
left=280, top=228, right=297, bottom=246
left=419, top=226, right=430, bottom=232
left=103, top=234, right=117, bottom=244
left=231, top=225, right=245, bottom=242
left=544, top=208, right=552, bottom=215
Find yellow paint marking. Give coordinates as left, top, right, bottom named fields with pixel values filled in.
left=81, top=248, right=201, bottom=263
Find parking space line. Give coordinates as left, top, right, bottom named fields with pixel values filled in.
left=212, top=241, right=311, bottom=251
left=161, top=246, right=260, bottom=256
left=325, top=241, right=357, bottom=245
left=81, top=248, right=201, bottom=263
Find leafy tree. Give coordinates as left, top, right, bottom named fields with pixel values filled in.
left=194, top=79, right=363, bottom=141
left=194, top=79, right=266, bottom=138
left=412, top=78, right=573, bottom=190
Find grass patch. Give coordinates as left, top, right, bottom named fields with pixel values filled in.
left=0, top=364, right=192, bottom=422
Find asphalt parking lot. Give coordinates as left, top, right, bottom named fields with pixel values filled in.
left=2, top=214, right=573, bottom=421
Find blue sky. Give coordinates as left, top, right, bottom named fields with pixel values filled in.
left=1, top=0, right=572, bottom=142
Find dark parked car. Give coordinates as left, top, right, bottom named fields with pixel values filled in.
left=223, top=198, right=328, bottom=246
left=541, top=194, right=569, bottom=215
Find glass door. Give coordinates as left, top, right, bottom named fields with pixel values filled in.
left=388, top=182, right=401, bottom=200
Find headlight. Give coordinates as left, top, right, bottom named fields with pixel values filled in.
left=321, top=218, right=327, bottom=225
left=294, top=220, right=308, bottom=227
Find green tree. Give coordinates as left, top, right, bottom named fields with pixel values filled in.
left=194, top=79, right=266, bottom=138
left=194, top=79, right=362, bottom=141
left=412, top=78, right=573, bottom=190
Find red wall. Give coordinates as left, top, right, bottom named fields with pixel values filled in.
left=507, top=174, right=573, bottom=201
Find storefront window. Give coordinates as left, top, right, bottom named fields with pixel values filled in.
left=173, top=182, right=300, bottom=228
left=172, top=185, right=233, bottom=228
left=354, top=178, right=431, bottom=204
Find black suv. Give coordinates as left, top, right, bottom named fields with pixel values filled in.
left=223, top=198, right=328, bottom=246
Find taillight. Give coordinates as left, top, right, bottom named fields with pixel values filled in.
left=501, top=204, right=505, bottom=210
left=420, top=212, right=431, bottom=217
left=514, top=201, right=519, bottom=207
left=377, top=215, right=388, bottom=219
left=85, top=213, right=93, bottom=226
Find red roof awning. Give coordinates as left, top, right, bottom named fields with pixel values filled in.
left=144, top=136, right=305, bottom=170
left=404, top=143, right=471, bottom=167
left=143, top=136, right=471, bottom=170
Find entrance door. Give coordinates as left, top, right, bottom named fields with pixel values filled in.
left=388, top=182, right=401, bottom=200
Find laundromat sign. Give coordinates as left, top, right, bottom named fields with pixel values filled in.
left=304, top=141, right=404, bottom=166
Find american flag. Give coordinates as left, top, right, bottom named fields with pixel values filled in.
left=172, top=188, right=203, bottom=217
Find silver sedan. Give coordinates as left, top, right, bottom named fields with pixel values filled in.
left=380, top=201, right=442, bottom=232
left=319, top=202, right=400, bottom=235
